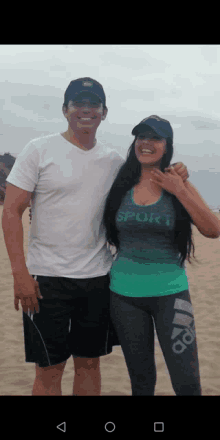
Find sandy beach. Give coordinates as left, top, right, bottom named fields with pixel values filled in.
left=0, top=205, right=220, bottom=396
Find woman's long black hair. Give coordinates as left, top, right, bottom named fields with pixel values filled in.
left=102, top=132, right=200, bottom=268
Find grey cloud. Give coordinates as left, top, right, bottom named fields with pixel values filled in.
left=189, top=117, right=220, bottom=130
left=50, top=65, right=67, bottom=72
left=100, top=50, right=168, bottom=71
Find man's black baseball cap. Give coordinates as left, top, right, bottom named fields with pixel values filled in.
left=64, top=77, right=106, bottom=107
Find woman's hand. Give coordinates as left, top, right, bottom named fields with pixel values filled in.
left=150, top=167, right=186, bottom=196
left=165, top=162, right=189, bottom=182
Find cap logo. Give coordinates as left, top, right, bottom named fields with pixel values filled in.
left=82, top=81, right=93, bottom=87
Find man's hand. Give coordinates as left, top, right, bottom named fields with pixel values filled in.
left=164, top=162, right=189, bottom=182
left=13, top=270, right=43, bottom=314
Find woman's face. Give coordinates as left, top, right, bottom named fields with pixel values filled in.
left=135, top=131, right=166, bottom=169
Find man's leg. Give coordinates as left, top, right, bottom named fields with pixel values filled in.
left=33, top=361, right=67, bottom=395
left=73, top=357, right=101, bottom=396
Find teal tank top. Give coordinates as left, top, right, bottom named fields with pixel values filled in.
left=109, top=188, right=189, bottom=297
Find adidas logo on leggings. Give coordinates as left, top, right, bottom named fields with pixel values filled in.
left=171, top=298, right=195, bottom=354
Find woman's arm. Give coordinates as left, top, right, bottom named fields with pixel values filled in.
left=177, top=180, right=220, bottom=238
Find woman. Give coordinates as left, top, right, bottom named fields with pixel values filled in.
left=102, top=115, right=219, bottom=396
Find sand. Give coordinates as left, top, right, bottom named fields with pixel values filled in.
left=0, top=205, right=220, bottom=396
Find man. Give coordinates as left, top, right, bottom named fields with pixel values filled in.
left=2, top=77, right=189, bottom=395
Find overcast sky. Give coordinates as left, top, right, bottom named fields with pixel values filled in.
left=0, top=45, right=220, bottom=209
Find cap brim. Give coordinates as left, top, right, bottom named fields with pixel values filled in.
left=74, top=91, right=101, bottom=101
left=132, top=124, right=158, bottom=136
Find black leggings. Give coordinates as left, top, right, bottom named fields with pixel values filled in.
left=109, top=289, right=202, bottom=396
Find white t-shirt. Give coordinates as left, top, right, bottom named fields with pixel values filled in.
left=6, top=133, right=125, bottom=278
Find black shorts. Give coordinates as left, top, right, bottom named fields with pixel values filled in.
left=22, top=273, right=120, bottom=368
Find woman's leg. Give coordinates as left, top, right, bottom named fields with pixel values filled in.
left=152, top=290, right=202, bottom=395
left=110, top=291, right=157, bottom=396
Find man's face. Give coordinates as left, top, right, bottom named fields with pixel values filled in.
left=63, top=94, right=107, bottom=131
